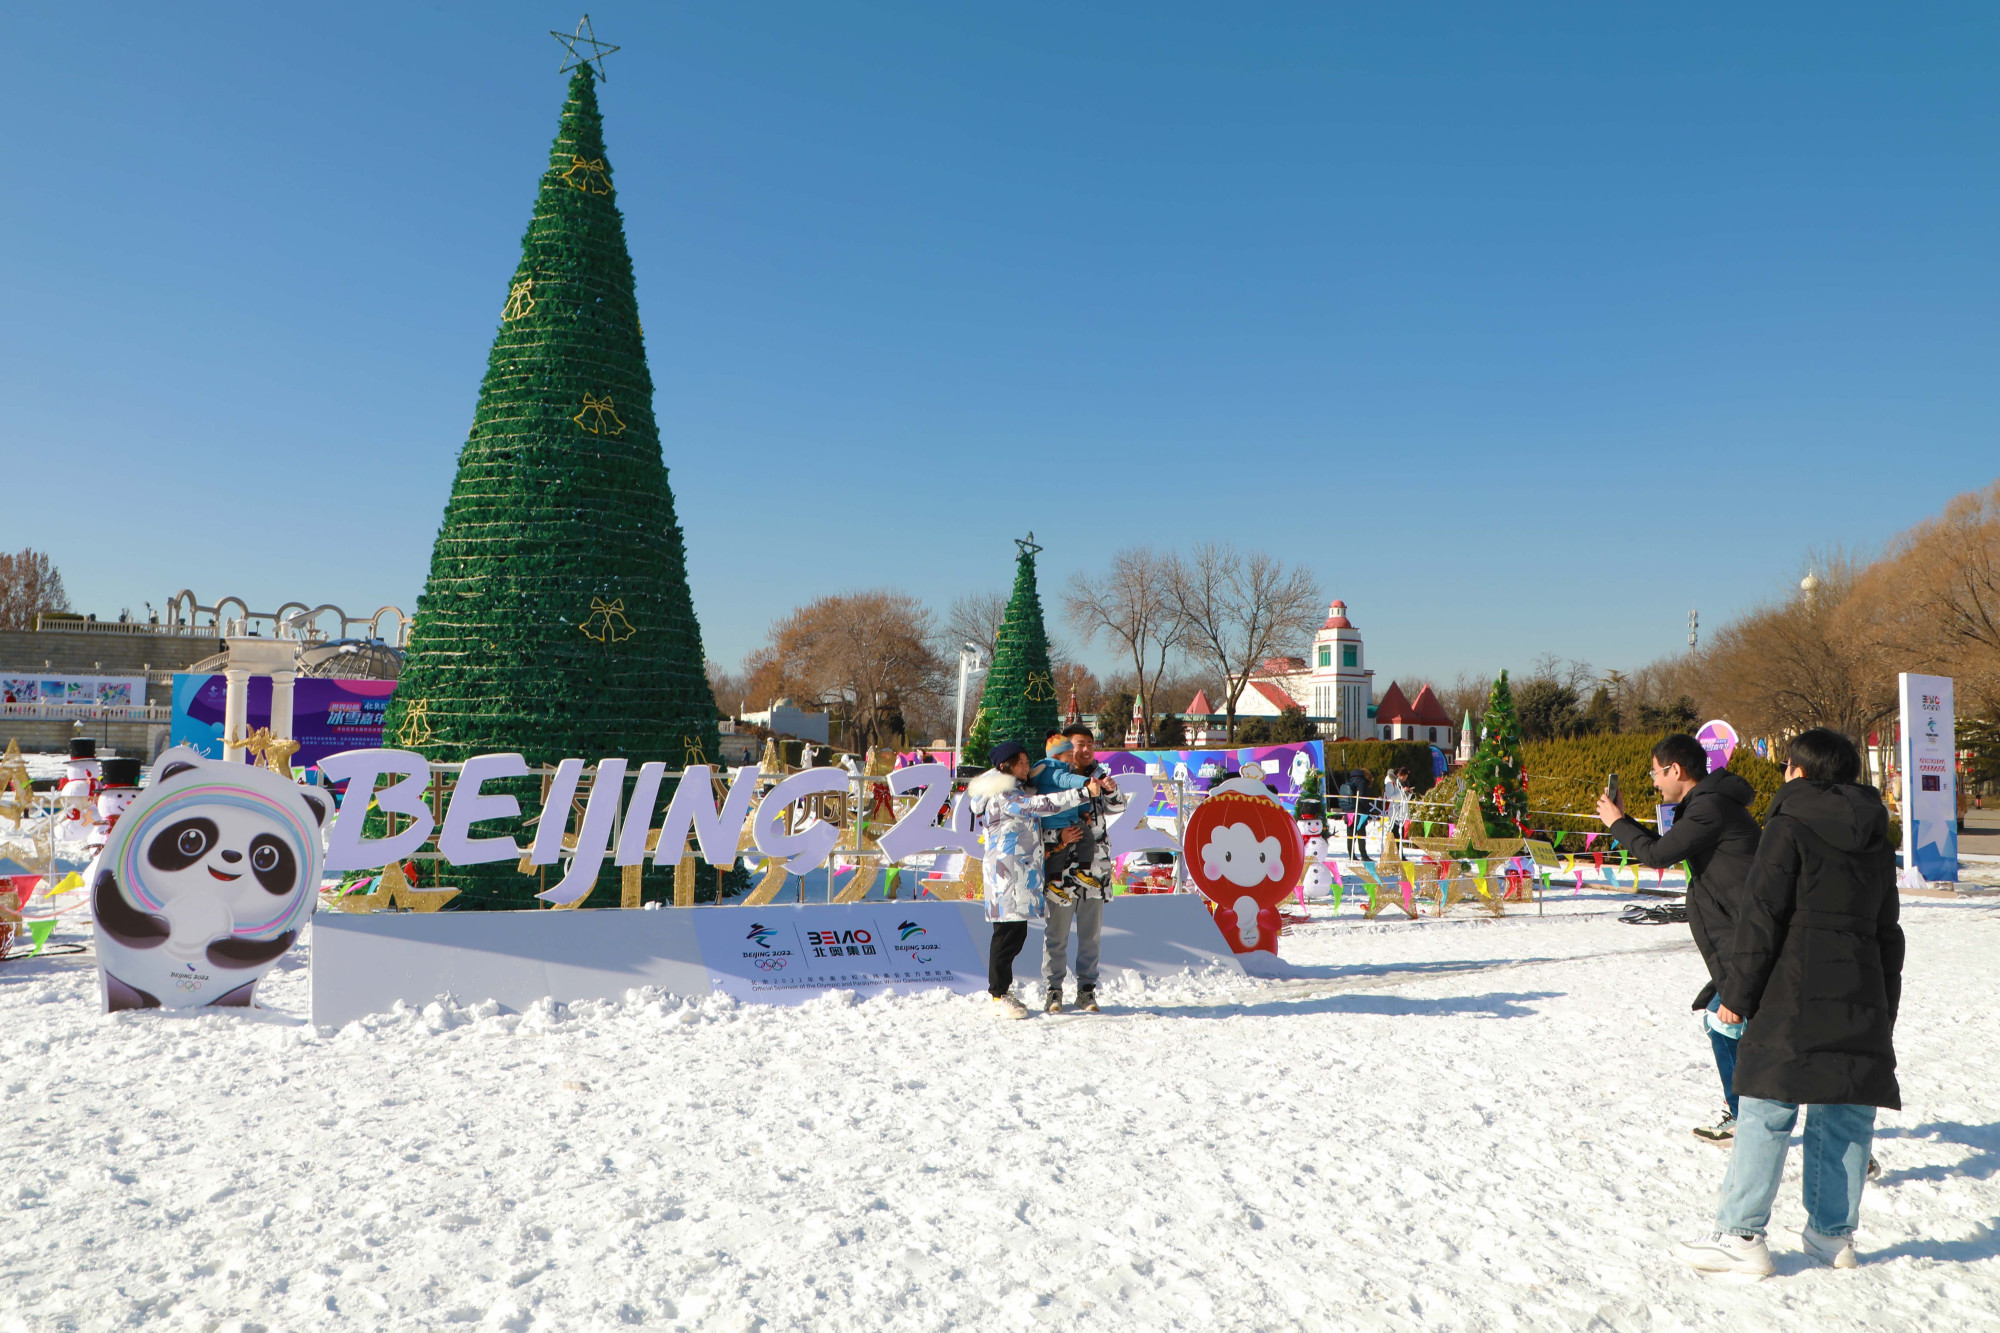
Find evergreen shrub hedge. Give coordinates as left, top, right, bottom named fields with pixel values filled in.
left=1516, top=733, right=1786, bottom=835
left=1320, top=742, right=1439, bottom=796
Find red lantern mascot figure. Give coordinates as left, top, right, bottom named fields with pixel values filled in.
left=1184, top=778, right=1305, bottom=955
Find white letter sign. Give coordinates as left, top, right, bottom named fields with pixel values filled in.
left=438, top=753, right=531, bottom=865
left=752, top=768, right=847, bottom=874
left=321, top=749, right=435, bottom=873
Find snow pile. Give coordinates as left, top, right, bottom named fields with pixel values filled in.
left=5, top=899, right=2000, bottom=1331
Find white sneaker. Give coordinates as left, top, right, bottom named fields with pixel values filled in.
left=1802, top=1226, right=1859, bottom=1269
left=1692, top=1110, right=1736, bottom=1147
left=991, top=994, right=1031, bottom=1020
left=1674, top=1232, right=1774, bottom=1280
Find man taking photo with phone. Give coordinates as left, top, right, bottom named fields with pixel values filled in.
left=1598, top=733, right=1762, bottom=1145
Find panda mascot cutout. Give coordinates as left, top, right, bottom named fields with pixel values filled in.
left=92, top=748, right=328, bottom=1012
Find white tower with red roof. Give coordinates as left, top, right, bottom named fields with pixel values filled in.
left=1307, top=600, right=1373, bottom=739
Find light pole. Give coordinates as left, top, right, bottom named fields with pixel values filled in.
left=954, top=643, right=986, bottom=763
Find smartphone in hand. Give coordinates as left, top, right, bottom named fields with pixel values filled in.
left=1606, top=771, right=1620, bottom=806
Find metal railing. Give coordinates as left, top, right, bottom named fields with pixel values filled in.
left=33, top=614, right=215, bottom=638
left=0, top=703, right=174, bottom=722
left=165, top=592, right=413, bottom=648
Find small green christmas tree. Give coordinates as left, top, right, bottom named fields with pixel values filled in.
left=965, top=536, right=1061, bottom=762
left=1465, top=670, right=1530, bottom=837
left=1295, top=767, right=1324, bottom=819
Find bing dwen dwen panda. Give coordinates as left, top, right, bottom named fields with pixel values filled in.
left=92, top=748, right=328, bottom=1011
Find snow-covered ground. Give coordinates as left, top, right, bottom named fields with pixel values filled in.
left=5, top=894, right=1999, bottom=1332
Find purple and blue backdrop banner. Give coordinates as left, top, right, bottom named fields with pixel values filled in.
left=1096, top=741, right=1325, bottom=814
left=170, top=674, right=396, bottom=769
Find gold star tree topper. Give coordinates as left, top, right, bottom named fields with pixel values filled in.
left=551, top=15, right=620, bottom=79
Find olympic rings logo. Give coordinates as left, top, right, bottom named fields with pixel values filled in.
left=753, top=957, right=789, bottom=971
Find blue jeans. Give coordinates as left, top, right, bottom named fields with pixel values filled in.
left=1705, top=994, right=1740, bottom=1118
left=1716, top=1097, right=1875, bottom=1239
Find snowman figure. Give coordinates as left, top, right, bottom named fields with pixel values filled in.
left=55, top=738, right=102, bottom=843
left=83, top=757, right=144, bottom=869
left=1296, top=815, right=1334, bottom=898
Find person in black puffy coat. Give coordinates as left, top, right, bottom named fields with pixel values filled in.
left=1674, top=728, right=1905, bottom=1279
left=1598, top=733, right=1762, bottom=1141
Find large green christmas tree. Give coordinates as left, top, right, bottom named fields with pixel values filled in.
left=383, top=61, right=719, bottom=908
left=1465, top=670, right=1530, bottom=836
left=964, top=537, right=1061, bottom=762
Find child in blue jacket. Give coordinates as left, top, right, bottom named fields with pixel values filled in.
left=1030, top=733, right=1096, bottom=901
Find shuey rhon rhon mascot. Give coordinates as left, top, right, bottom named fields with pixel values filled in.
left=1183, top=777, right=1305, bottom=954
left=92, top=748, right=328, bottom=1012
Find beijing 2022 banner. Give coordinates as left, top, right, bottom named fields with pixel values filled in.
left=170, top=674, right=396, bottom=770
left=1096, top=741, right=1325, bottom=815
left=1898, top=672, right=1956, bottom=885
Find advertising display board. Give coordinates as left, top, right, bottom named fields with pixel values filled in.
left=1, top=674, right=146, bottom=706
left=309, top=896, right=1242, bottom=1026
left=1898, top=673, right=1957, bottom=885
left=1096, top=741, right=1325, bottom=815
left=171, top=674, right=395, bottom=768
left=689, top=903, right=983, bottom=1005
left=1695, top=719, right=1739, bottom=775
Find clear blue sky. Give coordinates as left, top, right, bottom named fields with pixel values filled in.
left=6, top=3, right=1995, bottom=690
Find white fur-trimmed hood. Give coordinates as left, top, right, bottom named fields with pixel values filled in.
left=967, top=768, right=1019, bottom=799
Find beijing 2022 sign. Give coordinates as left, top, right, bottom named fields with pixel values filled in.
left=91, top=746, right=1263, bottom=1012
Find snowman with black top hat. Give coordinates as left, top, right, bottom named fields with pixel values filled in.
left=55, top=737, right=102, bottom=844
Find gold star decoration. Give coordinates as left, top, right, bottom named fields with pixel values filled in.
left=559, top=155, right=612, bottom=196
left=329, top=861, right=460, bottom=914
left=1023, top=671, right=1057, bottom=701
left=1399, top=783, right=1525, bottom=917
left=502, top=278, right=536, bottom=321
left=0, top=739, right=35, bottom=824
left=572, top=391, right=625, bottom=435
left=551, top=14, right=620, bottom=79
left=396, top=699, right=434, bottom=749
left=1403, top=781, right=1526, bottom=862
left=579, top=597, right=637, bottom=643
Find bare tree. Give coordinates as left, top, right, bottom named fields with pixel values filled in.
left=0, top=549, right=70, bottom=631
left=1065, top=547, right=1185, bottom=746
left=740, top=591, right=945, bottom=751
left=1698, top=556, right=1895, bottom=743
left=1051, top=661, right=1102, bottom=721
left=1857, top=481, right=2000, bottom=718
left=1163, top=545, right=1323, bottom=741
left=705, top=660, right=749, bottom=718
left=945, top=591, right=1008, bottom=663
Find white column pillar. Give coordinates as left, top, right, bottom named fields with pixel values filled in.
left=222, top=665, right=252, bottom=762
left=269, top=669, right=297, bottom=743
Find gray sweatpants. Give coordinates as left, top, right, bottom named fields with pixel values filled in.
left=1043, top=896, right=1104, bottom=990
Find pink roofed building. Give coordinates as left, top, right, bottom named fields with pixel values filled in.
left=1374, top=681, right=1457, bottom=749
left=1181, top=689, right=1229, bottom=746
left=1226, top=599, right=1375, bottom=739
